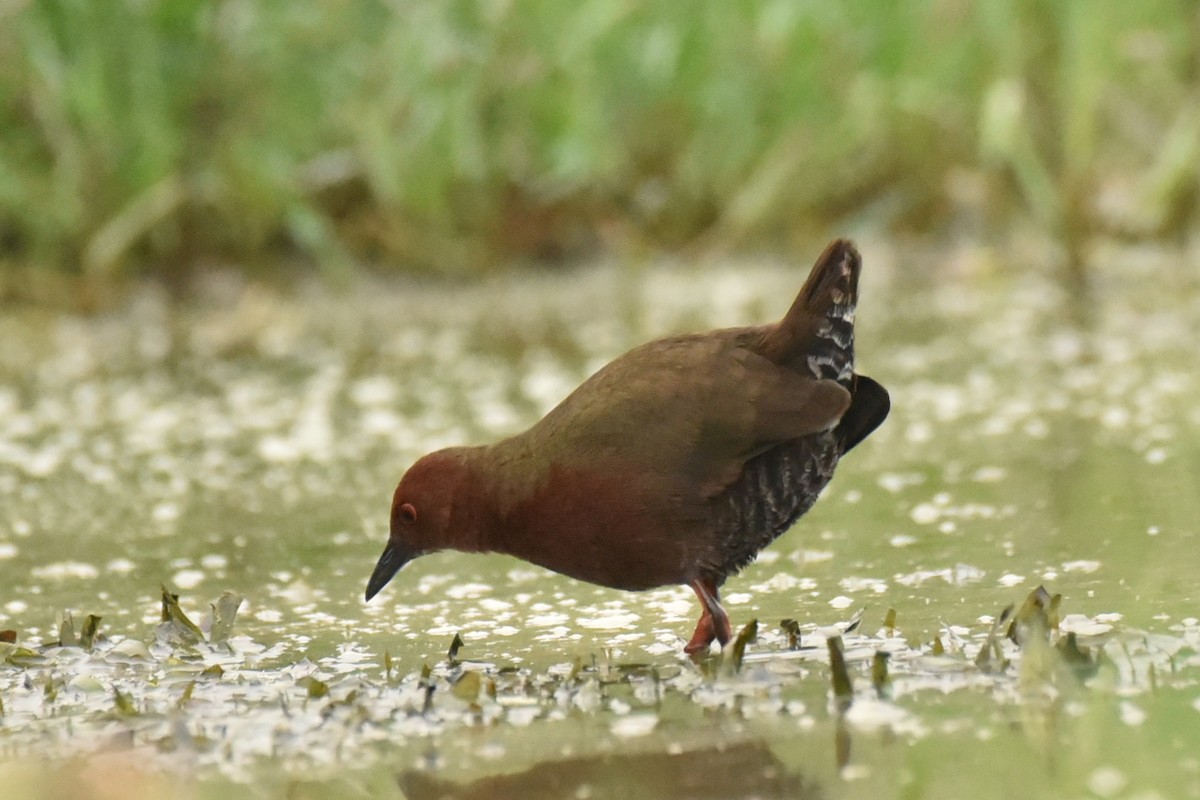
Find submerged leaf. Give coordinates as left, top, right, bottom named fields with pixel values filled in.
left=975, top=615, right=1010, bottom=674
left=200, top=664, right=225, bottom=679
left=67, top=674, right=106, bottom=693
left=1, top=643, right=43, bottom=666
left=883, top=608, right=897, bottom=636
left=974, top=639, right=1002, bottom=673
left=835, top=715, right=852, bottom=770
left=726, top=618, right=758, bottom=674
left=452, top=670, right=482, bottom=702
left=448, top=633, right=465, bottom=665
left=157, top=585, right=205, bottom=646
left=1046, top=593, right=1063, bottom=630
left=59, top=612, right=77, bottom=648
left=161, top=589, right=180, bottom=622
left=1007, top=585, right=1054, bottom=646
left=1056, top=631, right=1089, bottom=664
left=208, top=592, right=244, bottom=644
left=113, top=687, right=138, bottom=716
left=1056, top=632, right=1099, bottom=680
left=0, top=630, right=15, bottom=644
left=107, top=639, right=152, bottom=662
left=178, top=680, right=196, bottom=706
left=780, top=619, right=801, bottom=650
left=298, top=675, right=330, bottom=699
left=871, top=651, right=890, bottom=698
left=827, top=635, right=853, bottom=706
left=1016, top=613, right=1055, bottom=702
left=422, top=682, right=436, bottom=715
left=80, top=614, right=102, bottom=650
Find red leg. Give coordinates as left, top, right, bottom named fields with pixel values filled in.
left=684, top=606, right=714, bottom=654
left=684, top=578, right=732, bottom=654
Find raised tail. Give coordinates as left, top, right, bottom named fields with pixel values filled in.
left=755, top=239, right=859, bottom=385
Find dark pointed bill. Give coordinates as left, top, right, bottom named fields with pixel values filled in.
left=365, top=540, right=412, bottom=601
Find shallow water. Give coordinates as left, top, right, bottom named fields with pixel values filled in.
left=2, top=241, right=1199, bottom=798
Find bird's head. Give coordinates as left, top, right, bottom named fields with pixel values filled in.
left=364, top=448, right=472, bottom=602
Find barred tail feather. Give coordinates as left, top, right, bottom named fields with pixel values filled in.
left=757, top=239, right=859, bottom=386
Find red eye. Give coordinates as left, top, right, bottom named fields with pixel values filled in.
left=398, top=502, right=417, bottom=523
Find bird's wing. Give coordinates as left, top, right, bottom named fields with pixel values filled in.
left=532, top=331, right=849, bottom=493
left=723, top=346, right=850, bottom=448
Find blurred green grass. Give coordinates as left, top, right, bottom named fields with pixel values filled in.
left=0, top=0, right=1197, bottom=296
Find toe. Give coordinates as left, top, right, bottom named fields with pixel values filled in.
left=684, top=614, right=716, bottom=654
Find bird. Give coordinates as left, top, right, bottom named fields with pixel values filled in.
left=365, top=239, right=890, bottom=654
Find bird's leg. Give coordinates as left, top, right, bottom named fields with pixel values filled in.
left=684, top=607, right=714, bottom=654
left=684, top=578, right=732, bottom=654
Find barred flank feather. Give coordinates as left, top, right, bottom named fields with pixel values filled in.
left=711, top=240, right=885, bottom=580
left=714, top=430, right=840, bottom=576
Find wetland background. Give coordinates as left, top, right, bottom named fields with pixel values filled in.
left=2, top=2, right=1200, bottom=799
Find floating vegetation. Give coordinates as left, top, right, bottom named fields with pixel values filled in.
left=112, top=687, right=138, bottom=717
left=158, top=585, right=206, bottom=647
left=297, top=675, right=330, bottom=699
left=0, top=580, right=1178, bottom=784
left=975, top=612, right=1011, bottom=674
left=726, top=618, right=758, bottom=674
left=1006, top=585, right=1062, bottom=646
left=208, top=592, right=244, bottom=645
left=447, top=633, right=465, bottom=666
left=54, top=612, right=104, bottom=650
left=780, top=619, right=802, bottom=650
left=1057, top=632, right=1100, bottom=680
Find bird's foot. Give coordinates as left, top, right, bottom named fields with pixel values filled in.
left=684, top=579, right=733, bottom=655
left=684, top=613, right=716, bottom=655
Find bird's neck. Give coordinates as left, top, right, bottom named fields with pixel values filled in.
left=452, top=437, right=542, bottom=557
left=439, top=445, right=505, bottom=555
